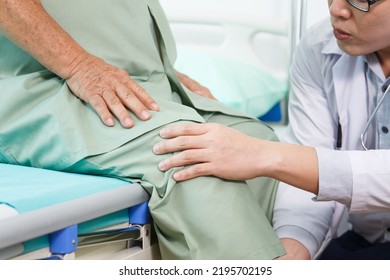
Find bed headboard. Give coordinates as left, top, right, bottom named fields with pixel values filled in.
left=160, top=0, right=305, bottom=123
left=161, top=0, right=291, bottom=80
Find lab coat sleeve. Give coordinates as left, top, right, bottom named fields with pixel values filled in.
left=273, top=21, right=336, bottom=258
left=322, top=149, right=390, bottom=213
left=316, top=148, right=353, bottom=207
left=273, top=182, right=335, bottom=258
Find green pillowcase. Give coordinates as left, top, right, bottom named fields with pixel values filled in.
left=175, top=48, right=288, bottom=118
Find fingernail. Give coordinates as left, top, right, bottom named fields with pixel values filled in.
left=160, top=128, right=167, bottom=138
left=142, top=110, right=151, bottom=120
left=124, top=118, right=133, bottom=127
left=153, top=144, right=160, bottom=154
left=151, top=103, right=160, bottom=111
left=173, top=172, right=181, bottom=181
left=158, top=161, right=166, bottom=170
left=106, top=118, right=115, bottom=126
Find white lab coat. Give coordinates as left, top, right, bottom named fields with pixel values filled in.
left=273, top=19, right=390, bottom=258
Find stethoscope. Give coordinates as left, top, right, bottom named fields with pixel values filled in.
left=360, top=83, right=390, bottom=150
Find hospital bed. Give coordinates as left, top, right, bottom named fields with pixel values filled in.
left=0, top=0, right=313, bottom=260
left=0, top=163, right=160, bottom=260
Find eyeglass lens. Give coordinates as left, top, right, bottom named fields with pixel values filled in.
left=347, top=0, right=369, bottom=11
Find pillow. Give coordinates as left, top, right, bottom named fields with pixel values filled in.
left=174, top=47, right=288, bottom=118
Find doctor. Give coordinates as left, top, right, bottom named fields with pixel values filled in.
left=153, top=0, right=390, bottom=259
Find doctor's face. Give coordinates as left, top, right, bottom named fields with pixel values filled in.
left=327, top=0, right=390, bottom=57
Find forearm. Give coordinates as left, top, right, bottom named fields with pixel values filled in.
left=258, top=140, right=319, bottom=195
left=0, top=0, right=86, bottom=78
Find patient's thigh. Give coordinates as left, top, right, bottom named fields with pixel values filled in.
left=65, top=119, right=282, bottom=259
left=204, top=113, right=280, bottom=222
left=70, top=115, right=279, bottom=222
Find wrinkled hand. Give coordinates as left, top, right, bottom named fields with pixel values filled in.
left=66, top=54, right=159, bottom=128
left=153, top=123, right=267, bottom=181
left=176, top=70, right=217, bottom=100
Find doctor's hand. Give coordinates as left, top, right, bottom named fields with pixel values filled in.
left=276, top=238, right=311, bottom=260
left=153, top=123, right=272, bottom=181
left=175, top=70, right=217, bottom=100
left=66, top=54, right=160, bottom=128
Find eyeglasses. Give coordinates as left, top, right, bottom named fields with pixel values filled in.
left=360, top=84, right=390, bottom=150
left=347, top=0, right=381, bottom=12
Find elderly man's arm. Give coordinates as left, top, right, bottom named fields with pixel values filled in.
left=0, top=0, right=159, bottom=128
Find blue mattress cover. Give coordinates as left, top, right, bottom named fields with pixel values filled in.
left=0, top=163, right=132, bottom=213
left=0, top=163, right=144, bottom=255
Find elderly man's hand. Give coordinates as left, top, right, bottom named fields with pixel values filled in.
left=66, top=54, right=160, bottom=128
left=176, top=70, right=217, bottom=100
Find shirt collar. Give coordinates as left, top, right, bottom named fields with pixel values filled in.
left=323, top=35, right=386, bottom=82
left=322, top=35, right=343, bottom=56
left=365, top=53, right=386, bottom=82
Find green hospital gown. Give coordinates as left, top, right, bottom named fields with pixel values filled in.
left=0, top=0, right=285, bottom=259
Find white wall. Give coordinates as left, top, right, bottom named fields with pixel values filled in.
left=160, top=0, right=291, bottom=22
left=160, top=0, right=329, bottom=28
left=306, top=1, right=329, bottom=29
left=159, top=0, right=330, bottom=73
